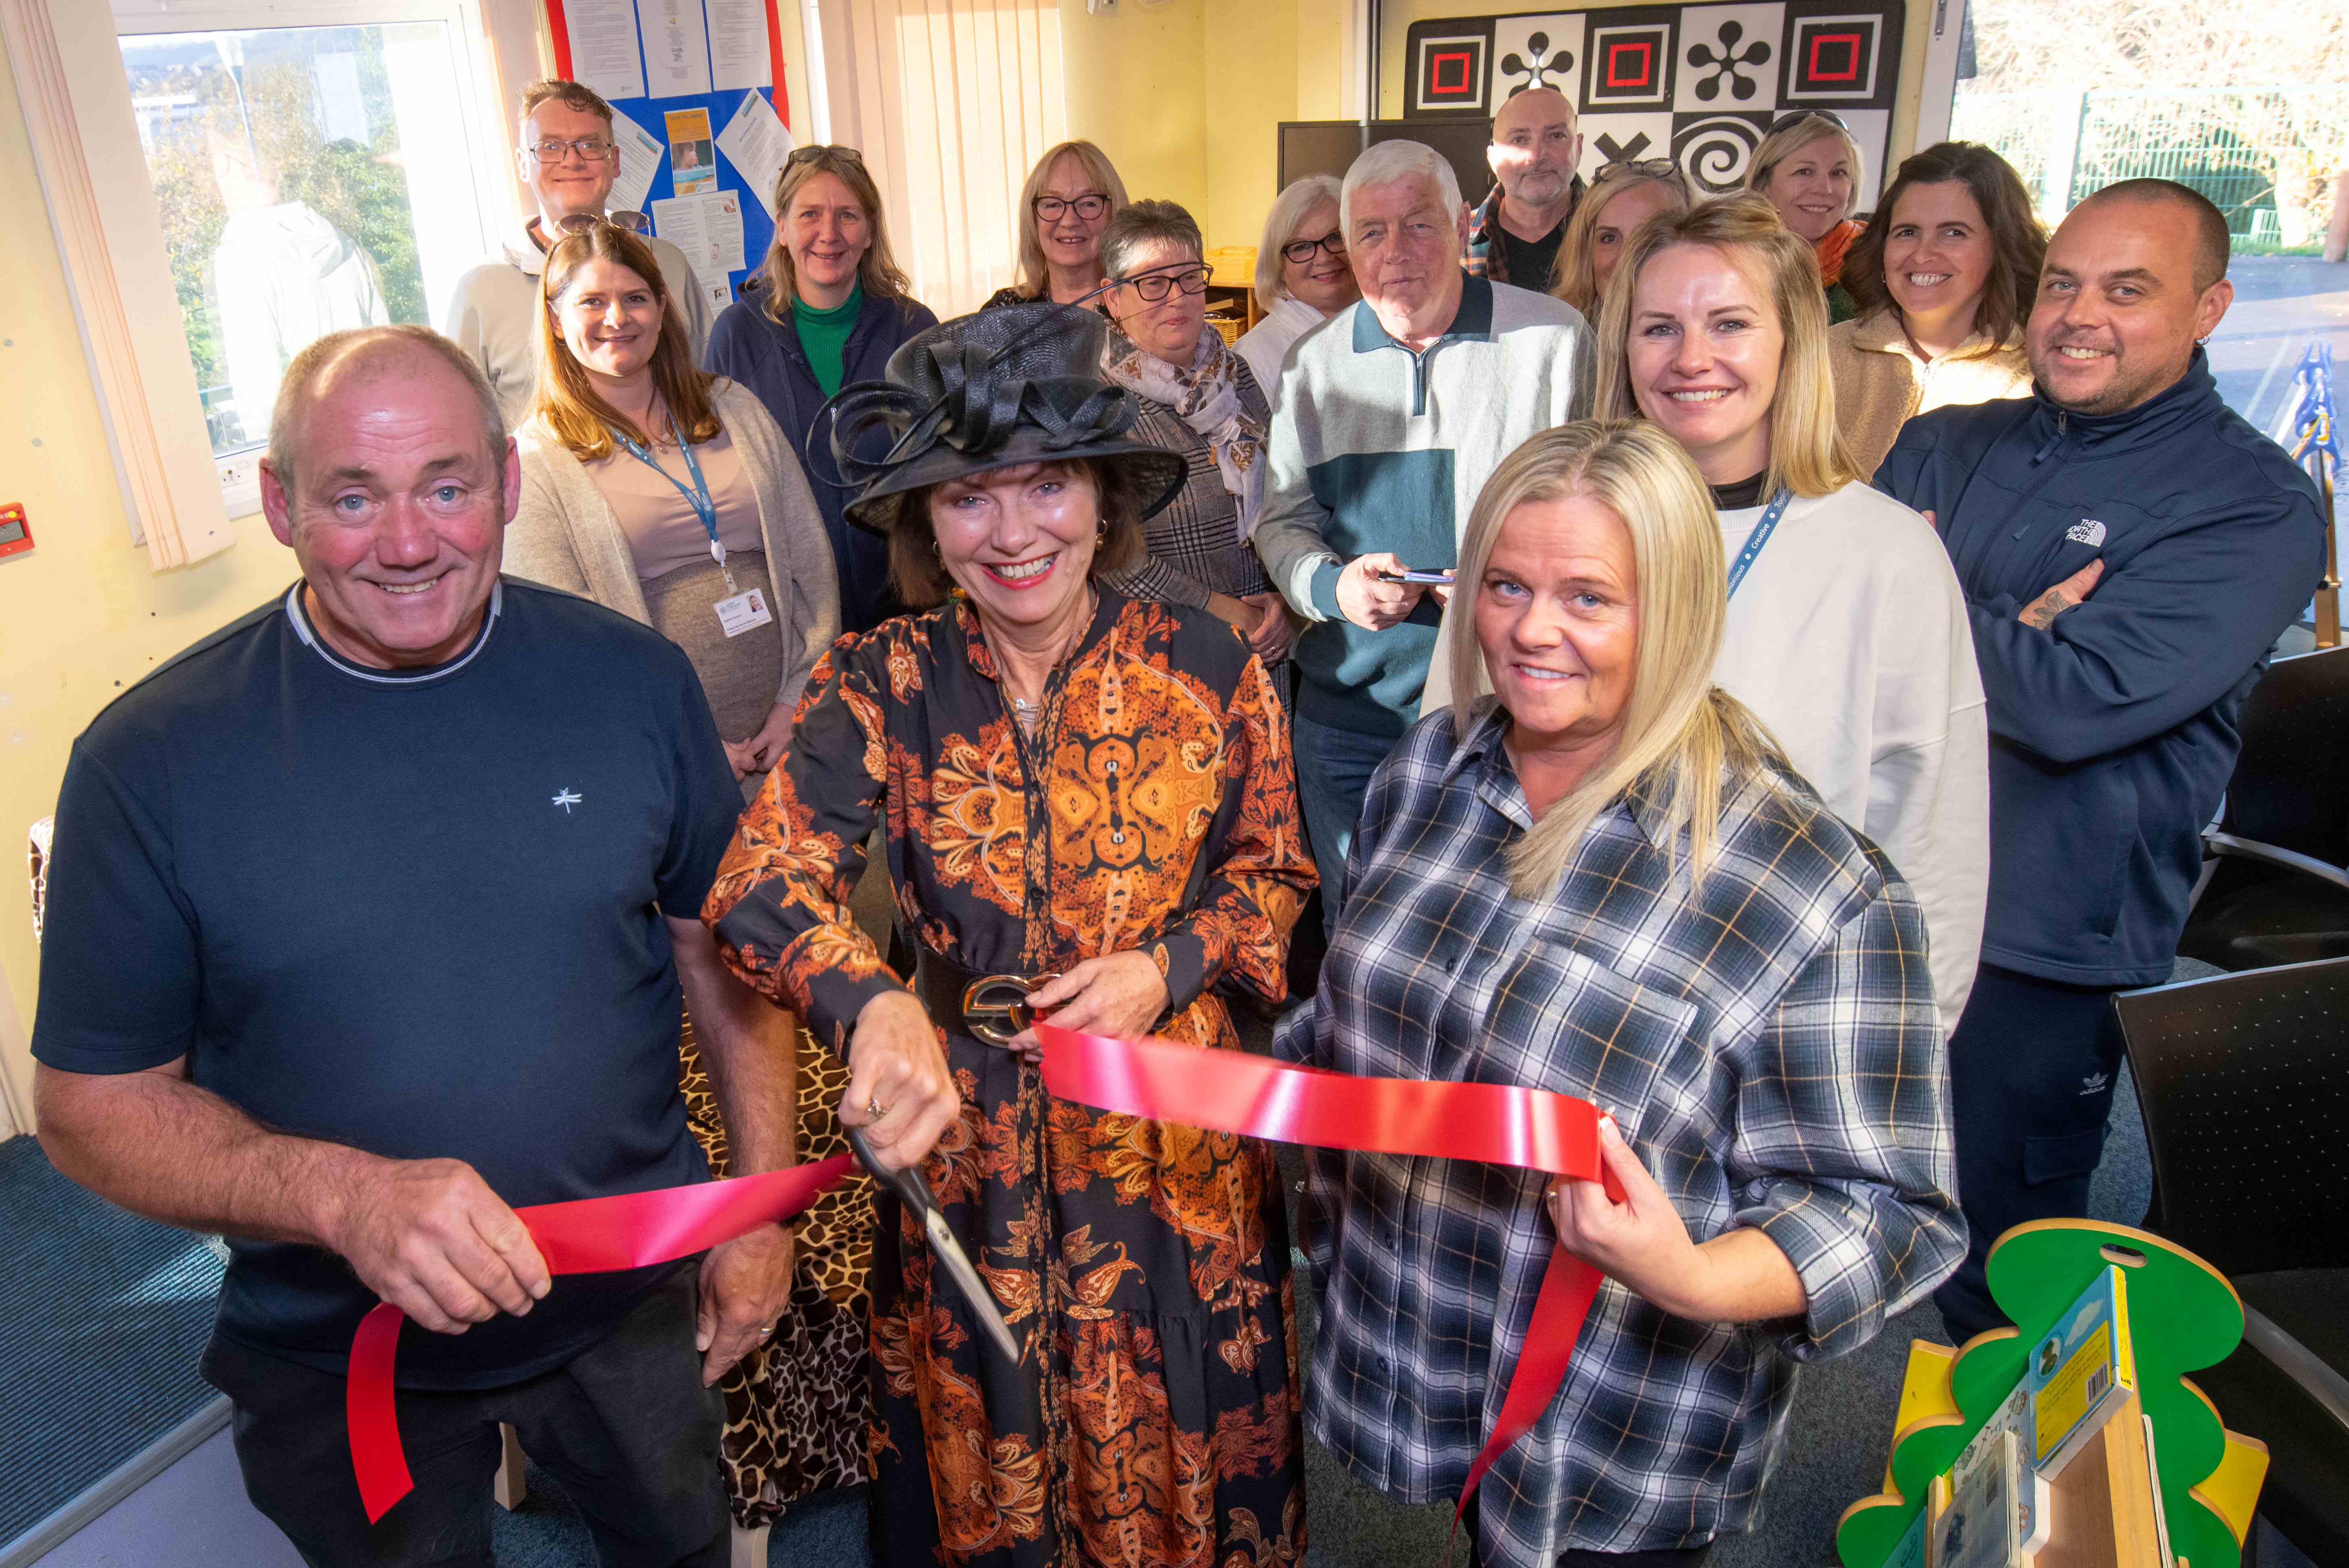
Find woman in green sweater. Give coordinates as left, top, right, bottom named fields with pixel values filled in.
left=705, top=145, right=939, bottom=632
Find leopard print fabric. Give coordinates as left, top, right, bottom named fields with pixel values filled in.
left=679, top=1014, right=877, bottom=1527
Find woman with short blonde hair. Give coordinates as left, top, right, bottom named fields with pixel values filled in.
left=1551, top=160, right=1694, bottom=319
left=1281, top=416, right=1960, bottom=1568
left=1234, top=175, right=1359, bottom=394
left=1598, top=190, right=1989, bottom=1039
left=1745, top=110, right=1869, bottom=321
left=984, top=139, right=1130, bottom=308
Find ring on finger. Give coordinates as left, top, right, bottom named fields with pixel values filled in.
left=867, top=1095, right=890, bottom=1122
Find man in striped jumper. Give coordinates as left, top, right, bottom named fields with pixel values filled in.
left=1256, top=138, right=1594, bottom=942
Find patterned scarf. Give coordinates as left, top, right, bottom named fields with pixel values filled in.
left=1814, top=218, right=1865, bottom=287
left=1102, top=323, right=1267, bottom=538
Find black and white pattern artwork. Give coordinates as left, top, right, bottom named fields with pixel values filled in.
left=1405, top=0, right=1901, bottom=208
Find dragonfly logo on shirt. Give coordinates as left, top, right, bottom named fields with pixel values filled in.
left=2067, top=518, right=2107, bottom=547
left=551, top=788, right=583, bottom=814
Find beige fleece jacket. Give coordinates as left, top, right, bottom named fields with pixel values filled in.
left=1829, top=311, right=2032, bottom=480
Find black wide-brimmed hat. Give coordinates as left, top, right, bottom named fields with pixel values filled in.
left=823, top=302, right=1187, bottom=534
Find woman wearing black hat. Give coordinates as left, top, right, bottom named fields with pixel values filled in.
left=701, top=304, right=1315, bottom=1568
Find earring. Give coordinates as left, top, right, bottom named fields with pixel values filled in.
left=930, top=535, right=944, bottom=562
left=1096, top=522, right=1108, bottom=545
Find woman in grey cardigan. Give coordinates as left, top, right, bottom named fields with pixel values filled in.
left=508, top=221, right=838, bottom=787
left=506, top=220, right=869, bottom=1537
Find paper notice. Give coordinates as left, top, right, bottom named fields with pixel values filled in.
left=652, top=192, right=713, bottom=270
left=560, top=0, right=646, bottom=102
left=608, top=110, right=666, bottom=216
left=706, top=0, right=773, bottom=90
left=702, top=189, right=747, bottom=273
left=664, top=107, right=718, bottom=196
left=635, top=0, right=714, bottom=97
left=716, top=91, right=794, bottom=217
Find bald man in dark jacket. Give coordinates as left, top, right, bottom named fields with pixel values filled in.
left=1876, top=179, right=2326, bottom=1339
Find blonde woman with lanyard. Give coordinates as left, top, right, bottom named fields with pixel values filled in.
left=506, top=219, right=869, bottom=1532
left=1595, top=192, right=1989, bottom=1037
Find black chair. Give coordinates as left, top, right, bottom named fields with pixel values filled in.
left=2178, top=646, right=2349, bottom=972
left=2113, top=958, right=2349, bottom=1563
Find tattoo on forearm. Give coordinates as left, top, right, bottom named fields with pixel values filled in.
left=2021, top=589, right=2073, bottom=631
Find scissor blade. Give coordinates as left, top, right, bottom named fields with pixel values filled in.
left=923, top=1210, right=1022, bottom=1363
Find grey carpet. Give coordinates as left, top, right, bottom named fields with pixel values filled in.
left=0, top=1133, right=228, bottom=1546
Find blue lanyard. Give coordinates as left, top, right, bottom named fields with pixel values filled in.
left=613, top=421, right=729, bottom=581
left=1724, top=487, right=1793, bottom=601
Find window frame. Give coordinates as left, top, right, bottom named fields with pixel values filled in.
left=5, top=0, right=529, bottom=564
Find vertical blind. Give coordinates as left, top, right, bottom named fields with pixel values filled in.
left=815, top=0, right=1067, bottom=316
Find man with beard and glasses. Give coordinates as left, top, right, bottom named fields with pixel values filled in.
left=1465, top=87, right=1585, bottom=290
left=1874, top=179, right=2326, bottom=1343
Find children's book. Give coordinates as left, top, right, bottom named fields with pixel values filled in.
left=2025, top=1262, right=2138, bottom=1476
left=1932, top=1428, right=2025, bottom=1568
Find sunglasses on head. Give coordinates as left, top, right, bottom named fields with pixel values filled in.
left=1595, top=158, right=1681, bottom=181
left=554, top=211, right=650, bottom=237
left=786, top=144, right=865, bottom=166
left=1767, top=109, right=1849, bottom=136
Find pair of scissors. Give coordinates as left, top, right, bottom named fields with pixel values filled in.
left=845, top=1125, right=1022, bottom=1363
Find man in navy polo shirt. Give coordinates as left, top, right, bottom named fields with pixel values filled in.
left=32, top=326, right=797, bottom=1566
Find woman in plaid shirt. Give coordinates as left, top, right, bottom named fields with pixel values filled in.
left=1275, top=421, right=1962, bottom=1567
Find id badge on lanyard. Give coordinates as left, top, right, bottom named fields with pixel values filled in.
left=616, top=428, right=773, bottom=638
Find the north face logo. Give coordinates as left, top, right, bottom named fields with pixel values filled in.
left=2068, top=519, right=2107, bottom=547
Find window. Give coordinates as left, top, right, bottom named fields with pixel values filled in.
left=120, top=22, right=494, bottom=460
left=8, top=0, right=527, bottom=563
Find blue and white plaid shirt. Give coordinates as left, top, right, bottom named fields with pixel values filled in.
left=1274, top=703, right=1962, bottom=1562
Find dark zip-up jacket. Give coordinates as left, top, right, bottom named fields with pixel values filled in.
left=704, top=280, right=939, bottom=635
left=1875, top=350, right=2326, bottom=987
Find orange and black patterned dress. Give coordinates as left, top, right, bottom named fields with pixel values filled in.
left=705, top=588, right=1316, bottom=1568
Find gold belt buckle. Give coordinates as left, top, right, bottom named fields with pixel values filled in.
left=962, top=973, right=1057, bottom=1046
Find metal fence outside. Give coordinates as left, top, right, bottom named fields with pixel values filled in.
left=1950, top=85, right=2349, bottom=246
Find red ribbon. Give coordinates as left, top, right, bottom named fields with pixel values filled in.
left=1036, top=1022, right=1623, bottom=1517
left=347, top=1153, right=854, bottom=1523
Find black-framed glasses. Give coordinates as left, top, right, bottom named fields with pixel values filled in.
left=1280, top=230, right=1347, bottom=264
left=1595, top=157, right=1681, bottom=181
left=1034, top=193, right=1110, bottom=223
left=526, top=135, right=617, bottom=164
left=787, top=144, right=864, bottom=166
left=1766, top=109, right=1848, bottom=136
left=1119, top=263, right=1212, bottom=301
left=554, top=211, right=650, bottom=237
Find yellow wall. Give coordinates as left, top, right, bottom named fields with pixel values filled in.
left=1061, top=0, right=1210, bottom=220
left=0, top=44, right=299, bottom=1121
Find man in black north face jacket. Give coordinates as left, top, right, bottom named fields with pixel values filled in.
left=1876, top=179, right=2326, bottom=1340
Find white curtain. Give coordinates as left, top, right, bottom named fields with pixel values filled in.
left=815, top=0, right=1067, bottom=317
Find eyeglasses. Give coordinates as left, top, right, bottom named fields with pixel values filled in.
left=786, top=144, right=864, bottom=166
left=1595, top=158, right=1681, bottom=182
left=1034, top=194, right=1110, bottom=223
left=526, top=136, right=617, bottom=164
left=1281, top=231, right=1347, bottom=264
left=1766, top=109, right=1849, bottom=136
left=1119, top=264, right=1212, bottom=301
left=554, top=211, right=650, bottom=237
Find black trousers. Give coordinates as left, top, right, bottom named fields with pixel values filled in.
left=202, top=1268, right=727, bottom=1568
left=1932, top=962, right=2127, bottom=1343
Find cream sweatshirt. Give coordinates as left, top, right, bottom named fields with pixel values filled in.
left=1714, top=481, right=1989, bottom=1035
